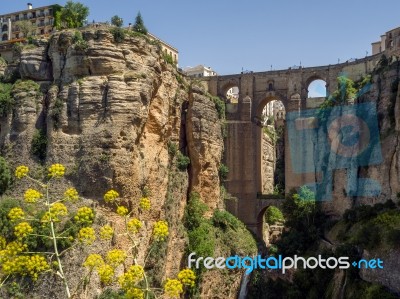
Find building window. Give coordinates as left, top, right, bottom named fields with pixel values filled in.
left=1, top=25, right=8, bottom=33
left=32, top=12, right=36, bottom=18
left=23, top=14, right=28, bottom=20
left=268, top=83, right=273, bottom=91
left=2, top=34, right=8, bottom=41
left=15, top=15, right=20, bottom=21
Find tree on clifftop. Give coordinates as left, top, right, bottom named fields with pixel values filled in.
left=56, top=1, right=89, bottom=29
left=14, top=20, right=37, bottom=38
left=111, top=15, right=124, bottom=27
left=133, top=12, right=148, bottom=35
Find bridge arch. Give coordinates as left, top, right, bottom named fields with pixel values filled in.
left=256, top=199, right=284, bottom=242
left=255, top=92, right=287, bottom=120
left=220, top=79, right=240, bottom=99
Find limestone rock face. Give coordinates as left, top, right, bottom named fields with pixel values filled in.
left=186, top=85, right=224, bottom=212
left=323, top=64, right=400, bottom=216
left=20, top=45, right=53, bottom=81
left=0, top=27, right=227, bottom=298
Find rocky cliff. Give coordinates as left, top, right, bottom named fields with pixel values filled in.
left=0, top=28, right=245, bottom=298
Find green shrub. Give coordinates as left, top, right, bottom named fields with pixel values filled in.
left=72, top=31, right=88, bottom=51
left=167, top=141, right=178, bottom=157
left=111, top=27, right=125, bottom=43
left=265, top=206, right=284, bottom=225
left=212, top=210, right=240, bottom=230
left=387, top=229, right=400, bottom=247
left=12, top=79, right=40, bottom=94
left=51, top=98, right=64, bottom=129
left=176, top=151, right=190, bottom=171
left=354, top=222, right=381, bottom=249
left=184, top=192, right=208, bottom=231
left=187, top=221, right=215, bottom=258
left=0, top=83, right=13, bottom=116
left=0, top=157, right=11, bottom=195
left=211, top=96, right=225, bottom=119
left=218, top=164, right=229, bottom=180
left=31, top=129, right=48, bottom=162
left=162, top=53, right=176, bottom=66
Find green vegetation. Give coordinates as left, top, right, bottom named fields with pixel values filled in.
left=55, top=1, right=89, bottom=29
left=274, top=187, right=322, bottom=256
left=0, top=80, right=41, bottom=116
left=218, top=164, right=229, bottom=180
left=111, top=15, right=124, bottom=28
left=167, top=141, right=178, bottom=157
left=97, top=288, right=125, bottom=299
left=176, top=151, right=190, bottom=171
left=0, top=83, right=13, bottom=116
left=14, top=20, right=37, bottom=38
left=264, top=206, right=284, bottom=225
left=184, top=193, right=215, bottom=273
left=0, top=157, right=11, bottom=195
left=184, top=193, right=256, bottom=278
left=72, top=30, right=88, bottom=51
left=211, top=96, right=225, bottom=119
left=132, top=12, right=148, bottom=35
left=51, top=98, right=64, bottom=129
left=12, top=79, right=40, bottom=94
left=263, top=125, right=283, bottom=144
left=0, top=198, right=20, bottom=240
left=111, top=27, right=125, bottom=43
left=162, top=52, right=176, bottom=66
left=31, top=129, right=47, bottom=162
left=336, top=200, right=400, bottom=251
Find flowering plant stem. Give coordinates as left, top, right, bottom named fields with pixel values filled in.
left=45, top=182, right=71, bottom=298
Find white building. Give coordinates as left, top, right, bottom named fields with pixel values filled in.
left=0, top=3, right=57, bottom=42
left=183, top=65, right=217, bottom=78
left=226, top=86, right=239, bottom=102
left=262, top=100, right=285, bottom=125
left=371, top=26, right=400, bottom=55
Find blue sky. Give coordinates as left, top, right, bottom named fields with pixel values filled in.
left=3, top=0, right=400, bottom=75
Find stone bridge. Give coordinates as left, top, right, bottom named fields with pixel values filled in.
left=203, top=54, right=381, bottom=237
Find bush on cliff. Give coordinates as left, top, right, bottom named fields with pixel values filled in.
left=0, top=157, right=11, bottom=195
left=0, top=83, right=13, bottom=116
